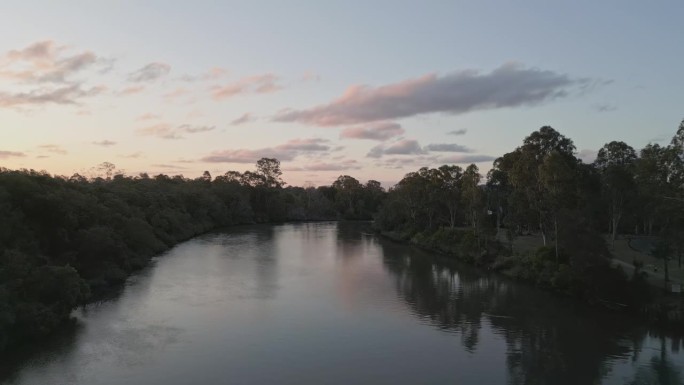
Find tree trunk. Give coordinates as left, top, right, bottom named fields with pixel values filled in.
left=554, top=216, right=559, bottom=263
left=610, top=212, right=621, bottom=249
left=540, top=215, right=547, bottom=246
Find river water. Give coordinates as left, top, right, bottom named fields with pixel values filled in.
left=2, top=222, right=683, bottom=384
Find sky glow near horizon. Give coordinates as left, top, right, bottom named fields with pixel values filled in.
left=0, top=1, right=682, bottom=186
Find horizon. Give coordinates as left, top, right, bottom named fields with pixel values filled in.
left=1, top=1, right=683, bottom=187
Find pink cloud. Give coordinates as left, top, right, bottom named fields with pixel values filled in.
left=211, top=73, right=282, bottom=100
left=163, top=87, right=190, bottom=101
left=285, top=160, right=361, bottom=172
left=136, top=113, right=161, bottom=121
left=274, top=63, right=585, bottom=126
left=202, top=138, right=330, bottom=163
left=0, top=150, right=25, bottom=159
left=127, top=62, right=171, bottom=82
left=0, top=40, right=102, bottom=84
left=137, top=123, right=215, bottom=139
left=340, top=122, right=404, bottom=141
left=120, top=85, right=145, bottom=95
left=368, top=139, right=426, bottom=158
left=231, top=112, right=254, bottom=126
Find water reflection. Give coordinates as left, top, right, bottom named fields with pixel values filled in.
left=1, top=222, right=683, bottom=385
left=376, top=237, right=683, bottom=384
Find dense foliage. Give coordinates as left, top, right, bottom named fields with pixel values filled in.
left=0, top=158, right=384, bottom=352
left=376, top=120, right=684, bottom=308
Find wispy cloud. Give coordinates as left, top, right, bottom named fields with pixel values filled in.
left=38, top=144, right=67, bottom=155
left=202, top=138, right=330, bottom=163
left=286, top=160, right=361, bottom=172
left=211, top=74, right=282, bottom=100
left=0, top=40, right=106, bottom=84
left=120, top=85, right=145, bottom=95
left=0, top=84, right=106, bottom=107
left=136, top=113, right=160, bottom=121
left=231, top=112, right=254, bottom=126
left=120, top=152, right=144, bottom=159
left=137, top=123, right=215, bottom=139
left=367, top=139, right=426, bottom=158
left=424, top=143, right=473, bottom=153
left=127, top=62, right=171, bottom=82
left=0, top=150, right=25, bottom=159
left=275, top=63, right=588, bottom=126
left=592, top=103, right=617, bottom=112
left=163, top=87, right=190, bottom=102
left=92, top=140, right=117, bottom=146
left=340, top=122, right=404, bottom=141
left=447, top=128, right=467, bottom=135
left=150, top=163, right=186, bottom=169
left=181, top=67, right=229, bottom=82
left=437, top=154, right=496, bottom=163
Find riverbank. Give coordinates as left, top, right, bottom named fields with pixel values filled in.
left=378, top=227, right=684, bottom=327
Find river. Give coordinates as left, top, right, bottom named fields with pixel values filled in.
left=1, top=222, right=683, bottom=384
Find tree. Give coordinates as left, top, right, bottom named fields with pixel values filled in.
left=594, top=141, right=637, bottom=247
left=255, top=158, right=284, bottom=188
left=540, top=151, right=578, bottom=261
left=97, top=162, right=116, bottom=180
left=506, top=126, right=577, bottom=245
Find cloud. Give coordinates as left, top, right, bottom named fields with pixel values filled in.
left=136, top=113, right=160, bottom=121
left=120, top=152, right=144, bottom=159
left=231, top=112, right=254, bottom=126
left=0, top=150, right=25, bottom=159
left=38, top=144, right=67, bottom=155
left=202, top=138, right=330, bottom=163
left=277, top=138, right=330, bottom=152
left=211, top=74, right=282, bottom=100
left=178, top=124, right=214, bottom=133
left=424, top=143, right=473, bottom=153
left=592, top=103, right=617, bottom=112
left=367, top=139, right=426, bottom=158
left=150, top=164, right=186, bottom=169
left=137, top=123, right=215, bottom=139
left=340, top=122, right=404, bottom=141
left=0, top=84, right=106, bottom=107
left=286, top=160, right=361, bottom=172
left=274, top=63, right=587, bottom=126
left=127, top=62, right=171, bottom=82
left=437, top=154, right=496, bottom=164
left=120, top=85, right=145, bottom=95
left=93, top=140, right=116, bottom=146
left=0, top=40, right=105, bottom=84
left=180, top=67, right=229, bottom=82
left=163, top=87, right=190, bottom=102
left=447, top=128, right=467, bottom=135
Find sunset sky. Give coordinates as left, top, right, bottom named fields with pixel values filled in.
left=1, top=1, right=682, bottom=186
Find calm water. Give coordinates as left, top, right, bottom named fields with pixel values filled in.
left=2, top=222, right=683, bottom=384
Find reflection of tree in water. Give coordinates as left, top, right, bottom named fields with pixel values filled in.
left=379, top=240, right=683, bottom=384
left=628, top=336, right=683, bottom=385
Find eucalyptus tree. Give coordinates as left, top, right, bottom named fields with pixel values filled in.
left=594, top=141, right=637, bottom=247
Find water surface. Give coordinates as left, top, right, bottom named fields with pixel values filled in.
left=2, top=222, right=683, bottom=384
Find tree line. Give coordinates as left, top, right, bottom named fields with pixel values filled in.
left=0, top=158, right=385, bottom=352
left=1, top=119, right=682, bottom=352
left=376, top=120, right=684, bottom=308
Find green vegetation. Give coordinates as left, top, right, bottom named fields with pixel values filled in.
left=0, top=158, right=385, bottom=352
left=375, top=120, right=684, bottom=315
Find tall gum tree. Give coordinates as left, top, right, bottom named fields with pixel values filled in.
left=594, top=141, right=637, bottom=248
